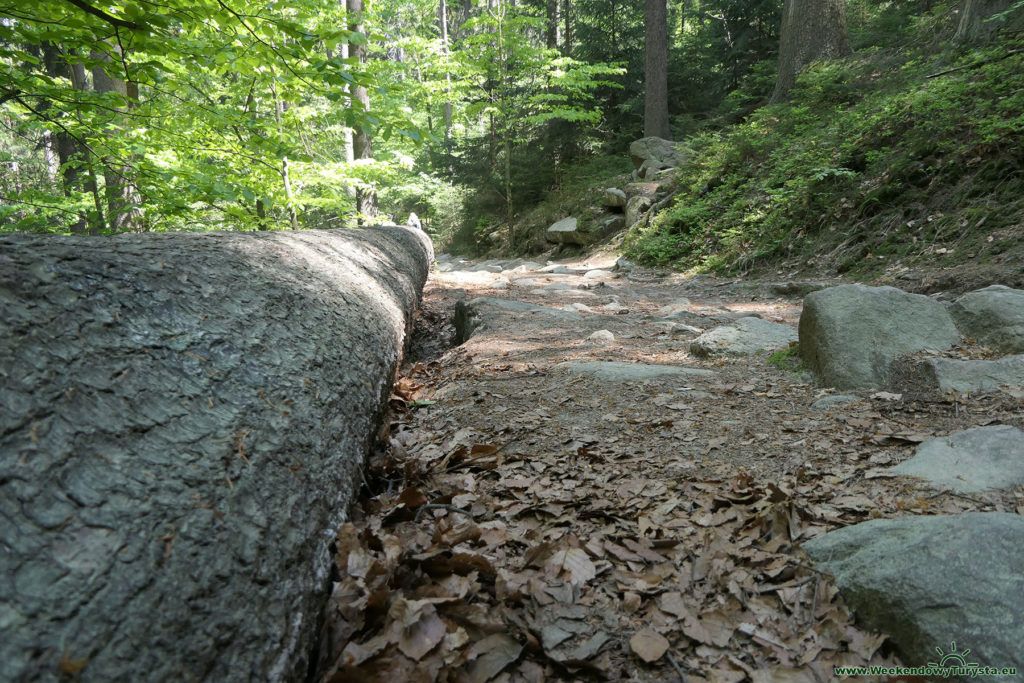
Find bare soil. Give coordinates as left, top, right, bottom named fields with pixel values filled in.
left=316, top=254, right=1024, bottom=682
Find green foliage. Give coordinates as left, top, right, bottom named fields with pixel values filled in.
left=0, top=0, right=388, bottom=233
left=767, top=345, right=804, bottom=373
left=626, top=29, right=1024, bottom=275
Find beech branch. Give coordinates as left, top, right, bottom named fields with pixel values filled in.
left=62, top=0, right=141, bottom=30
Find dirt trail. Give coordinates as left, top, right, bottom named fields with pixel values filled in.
left=317, top=255, right=1023, bottom=682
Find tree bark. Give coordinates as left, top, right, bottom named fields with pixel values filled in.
left=348, top=0, right=377, bottom=223
left=954, top=0, right=1022, bottom=43
left=563, top=0, right=573, bottom=55
left=770, top=0, right=852, bottom=103
left=439, top=0, right=454, bottom=158
left=0, top=225, right=432, bottom=683
left=644, top=0, right=672, bottom=139
left=68, top=50, right=106, bottom=233
left=90, top=47, right=142, bottom=231
left=546, top=0, right=561, bottom=49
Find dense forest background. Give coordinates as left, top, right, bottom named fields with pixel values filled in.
left=2, top=0, right=1023, bottom=276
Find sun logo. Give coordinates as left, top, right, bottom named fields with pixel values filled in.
left=927, top=641, right=978, bottom=668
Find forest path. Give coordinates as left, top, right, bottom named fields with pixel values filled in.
left=319, top=254, right=1022, bottom=681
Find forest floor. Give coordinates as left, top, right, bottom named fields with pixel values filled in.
left=317, top=252, right=1024, bottom=682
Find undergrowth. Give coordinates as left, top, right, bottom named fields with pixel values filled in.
left=624, top=32, right=1024, bottom=276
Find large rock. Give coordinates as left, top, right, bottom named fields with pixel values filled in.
left=628, top=137, right=685, bottom=170
left=803, top=513, right=1024, bottom=672
left=625, top=196, right=653, bottom=229
left=455, top=297, right=582, bottom=343
left=544, top=217, right=589, bottom=245
left=560, top=361, right=715, bottom=383
left=890, top=426, right=1024, bottom=492
left=889, top=353, right=1024, bottom=397
left=603, top=188, right=627, bottom=209
left=799, top=285, right=960, bottom=389
left=0, top=226, right=432, bottom=682
left=950, top=285, right=1024, bottom=353
left=690, top=317, right=798, bottom=358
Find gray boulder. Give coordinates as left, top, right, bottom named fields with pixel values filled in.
left=625, top=196, right=653, bottom=229
left=891, top=426, right=1024, bottom=492
left=803, top=513, right=1024, bottom=673
left=0, top=226, right=432, bottom=682
left=950, top=285, right=1024, bottom=353
left=545, top=217, right=589, bottom=245
left=690, top=317, right=798, bottom=358
left=455, top=297, right=582, bottom=343
left=799, top=285, right=960, bottom=389
left=890, top=354, right=1024, bottom=397
left=628, top=137, right=685, bottom=170
left=601, top=215, right=626, bottom=233
left=603, top=188, right=627, bottom=209
left=560, top=361, right=715, bottom=383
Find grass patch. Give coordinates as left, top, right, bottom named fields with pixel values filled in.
left=767, top=345, right=805, bottom=373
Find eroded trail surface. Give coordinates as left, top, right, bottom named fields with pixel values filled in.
left=318, top=255, right=1023, bottom=682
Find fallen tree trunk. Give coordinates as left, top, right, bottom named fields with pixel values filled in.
left=0, top=226, right=432, bottom=681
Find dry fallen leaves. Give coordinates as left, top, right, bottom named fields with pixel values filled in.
left=315, top=283, right=1020, bottom=681
left=630, top=628, right=670, bottom=663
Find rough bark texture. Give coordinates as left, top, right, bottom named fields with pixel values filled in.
left=0, top=226, right=432, bottom=682
left=770, top=0, right=852, bottom=103
left=348, top=0, right=378, bottom=222
left=546, top=0, right=561, bottom=49
left=954, top=0, right=1024, bottom=43
left=644, top=0, right=672, bottom=139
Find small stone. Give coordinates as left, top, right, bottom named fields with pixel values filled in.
left=583, top=269, right=613, bottom=279
left=589, top=330, right=615, bottom=344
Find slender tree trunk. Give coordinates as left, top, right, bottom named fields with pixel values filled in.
left=563, top=0, right=573, bottom=55
left=271, top=79, right=299, bottom=230
left=495, top=1, right=513, bottom=223
left=68, top=51, right=105, bottom=233
left=91, top=47, right=142, bottom=231
left=546, top=0, right=561, bottom=49
left=341, top=43, right=355, bottom=164
left=439, top=0, right=453, bottom=161
left=770, top=0, right=852, bottom=103
left=348, top=0, right=377, bottom=223
left=644, top=0, right=672, bottom=139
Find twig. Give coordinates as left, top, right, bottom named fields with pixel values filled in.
left=666, top=652, right=688, bottom=683
left=926, top=49, right=1021, bottom=79
left=414, top=503, right=474, bottom=523
left=926, top=489, right=986, bottom=505
left=62, top=0, right=140, bottom=30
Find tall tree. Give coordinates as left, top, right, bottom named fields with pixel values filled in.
left=644, top=0, right=671, bottom=138
left=348, top=0, right=378, bottom=222
left=770, top=0, right=852, bottom=103
left=90, top=46, right=142, bottom=231
left=954, top=0, right=1023, bottom=43
left=547, top=0, right=561, bottom=49
left=439, top=0, right=454, bottom=155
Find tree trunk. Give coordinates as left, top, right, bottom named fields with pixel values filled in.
left=954, top=0, right=1022, bottom=44
left=348, top=0, right=378, bottom=223
left=439, top=0, right=454, bottom=159
left=546, top=0, right=561, bottom=49
left=91, top=47, right=142, bottom=231
left=0, top=225, right=432, bottom=683
left=770, top=0, right=852, bottom=103
left=563, top=0, right=573, bottom=55
left=68, top=51, right=105, bottom=233
left=644, top=0, right=672, bottom=139
left=340, top=43, right=355, bottom=164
